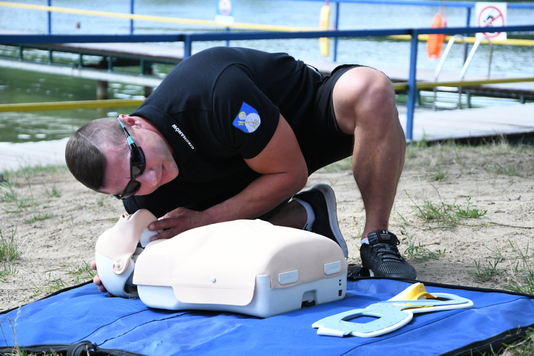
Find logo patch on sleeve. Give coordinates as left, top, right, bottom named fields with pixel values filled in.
left=232, top=102, right=261, bottom=133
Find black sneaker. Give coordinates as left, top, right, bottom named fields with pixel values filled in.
left=360, top=230, right=417, bottom=279
left=347, top=264, right=370, bottom=280
left=293, top=184, right=348, bottom=258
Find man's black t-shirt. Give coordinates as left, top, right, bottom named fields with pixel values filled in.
left=124, top=47, right=347, bottom=217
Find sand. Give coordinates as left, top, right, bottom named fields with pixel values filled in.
left=1, top=141, right=533, bottom=311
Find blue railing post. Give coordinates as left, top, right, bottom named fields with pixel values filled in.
left=130, top=0, right=135, bottom=34
left=184, top=35, right=192, bottom=58
left=465, top=7, right=471, bottom=27
left=463, top=6, right=472, bottom=62
left=47, top=0, right=52, bottom=34
left=406, top=29, right=419, bottom=141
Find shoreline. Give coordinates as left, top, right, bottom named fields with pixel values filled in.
left=0, top=138, right=68, bottom=172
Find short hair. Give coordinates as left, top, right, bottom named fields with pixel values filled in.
left=65, top=117, right=124, bottom=191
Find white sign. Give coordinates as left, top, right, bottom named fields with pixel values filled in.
left=215, top=0, right=235, bottom=25
left=475, top=2, right=507, bottom=41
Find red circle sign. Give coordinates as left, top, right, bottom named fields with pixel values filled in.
left=477, top=6, right=505, bottom=38
left=218, top=0, right=232, bottom=16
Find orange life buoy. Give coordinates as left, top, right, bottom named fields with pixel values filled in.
left=427, top=13, right=447, bottom=59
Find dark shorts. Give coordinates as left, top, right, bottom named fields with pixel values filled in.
left=259, top=64, right=361, bottom=221
left=301, top=64, right=361, bottom=174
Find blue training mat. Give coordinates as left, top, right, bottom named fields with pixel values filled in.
left=1, top=278, right=534, bottom=356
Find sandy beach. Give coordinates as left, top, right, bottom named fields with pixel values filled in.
left=0, top=140, right=533, bottom=311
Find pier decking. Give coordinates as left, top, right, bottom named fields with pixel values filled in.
left=401, top=103, right=534, bottom=142
left=1, top=38, right=533, bottom=100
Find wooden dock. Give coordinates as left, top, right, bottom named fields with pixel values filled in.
left=0, top=38, right=533, bottom=100
left=1, top=103, right=533, bottom=172
left=400, top=103, right=534, bottom=142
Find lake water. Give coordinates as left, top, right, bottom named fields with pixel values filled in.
left=1, top=0, right=533, bottom=143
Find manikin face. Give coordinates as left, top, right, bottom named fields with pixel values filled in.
left=101, top=116, right=179, bottom=198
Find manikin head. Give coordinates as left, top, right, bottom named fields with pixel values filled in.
left=94, top=209, right=159, bottom=297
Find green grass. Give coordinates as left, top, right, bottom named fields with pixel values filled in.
left=402, top=235, right=447, bottom=262
left=322, top=157, right=352, bottom=172
left=67, top=261, right=96, bottom=284
left=504, top=242, right=534, bottom=295
left=23, top=214, right=52, bottom=225
left=31, top=272, right=69, bottom=298
left=29, top=262, right=95, bottom=298
left=470, top=256, right=504, bottom=283
left=428, top=168, right=447, bottom=181
left=405, top=138, right=534, bottom=178
left=501, top=329, right=534, bottom=356
left=409, top=194, right=487, bottom=228
left=0, top=182, right=20, bottom=204
left=0, top=230, right=21, bottom=282
left=45, top=185, right=62, bottom=198
left=1, top=166, right=63, bottom=224
left=0, top=230, right=20, bottom=263
left=461, top=241, right=534, bottom=294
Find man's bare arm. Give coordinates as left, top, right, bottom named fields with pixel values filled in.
left=148, top=114, right=308, bottom=239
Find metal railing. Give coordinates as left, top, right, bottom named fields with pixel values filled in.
left=2, top=0, right=534, bottom=60
left=2, top=24, right=533, bottom=140
left=432, top=34, right=495, bottom=110
left=278, top=0, right=534, bottom=61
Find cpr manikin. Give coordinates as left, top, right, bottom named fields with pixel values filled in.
left=95, top=209, right=347, bottom=318
left=94, top=209, right=159, bottom=298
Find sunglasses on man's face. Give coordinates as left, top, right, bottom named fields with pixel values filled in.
left=113, top=117, right=146, bottom=200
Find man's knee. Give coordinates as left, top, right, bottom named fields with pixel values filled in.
left=333, top=67, right=397, bottom=133
left=348, top=67, right=395, bottom=102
